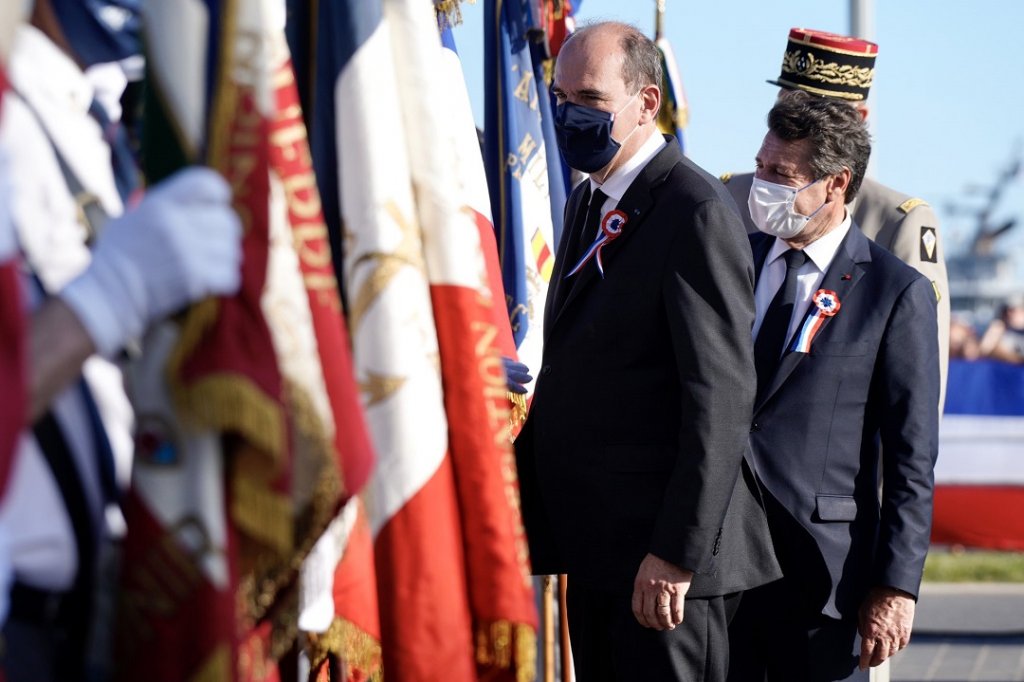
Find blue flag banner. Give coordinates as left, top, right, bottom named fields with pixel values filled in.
left=655, top=36, right=688, bottom=151
left=484, top=0, right=559, bottom=392
left=528, top=33, right=568, bottom=249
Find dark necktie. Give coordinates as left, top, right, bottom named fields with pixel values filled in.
left=754, top=248, right=808, bottom=391
left=575, top=188, right=607, bottom=262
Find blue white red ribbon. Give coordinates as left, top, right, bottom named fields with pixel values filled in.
left=791, top=289, right=841, bottom=353
left=565, top=209, right=628, bottom=279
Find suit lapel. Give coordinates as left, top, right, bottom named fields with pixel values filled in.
left=754, top=225, right=872, bottom=413
left=553, top=138, right=681, bottom=330
left=544, top=184, right=590, bottom=340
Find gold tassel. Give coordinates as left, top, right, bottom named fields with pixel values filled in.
left=232, top=474, right=294, bottom=556
left=475, top=621, right=537, bottom=682
left=307, top=619, right=383, bottom=680
left=434, top=0, right=471, bottom=28
left=507, top=391, right=528, bottom=441
left=174, top=374, right=286, bottom=460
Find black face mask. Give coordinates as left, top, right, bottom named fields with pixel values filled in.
left=553, top=93, right=638, bottom=173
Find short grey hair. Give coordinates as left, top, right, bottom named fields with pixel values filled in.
left=767, top=89, right=872, bottom=202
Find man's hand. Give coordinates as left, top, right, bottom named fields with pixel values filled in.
left=858, top=586, right=915, bottom=669
left=631, top=553, right=693, bottom=631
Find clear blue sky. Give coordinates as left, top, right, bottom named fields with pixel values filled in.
left=451, top=0, right=1024, bottom=270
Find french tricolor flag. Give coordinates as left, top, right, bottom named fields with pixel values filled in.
left=933, top=360, right=1024, bottom=550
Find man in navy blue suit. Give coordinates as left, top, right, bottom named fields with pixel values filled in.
left=727, top=90, right=940, bottom=682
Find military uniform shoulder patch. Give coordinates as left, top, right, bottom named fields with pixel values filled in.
left=719, top=172, right=733, bottom=184
left=920, top=226, right=938, bottom=263
left=898, top=197, right=929, bottom=214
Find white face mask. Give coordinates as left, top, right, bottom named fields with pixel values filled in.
left=747, top=177, right=826, bottom=239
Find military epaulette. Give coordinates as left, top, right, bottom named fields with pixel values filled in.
left=898, top=197, right=929, bottom=214
left=720, top=172, right=733, bottom=184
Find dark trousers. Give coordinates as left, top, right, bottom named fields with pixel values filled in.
left=2, top=617, right=82, bottom=682
left=727, top=577, right=867, bottom=682
left=1, top=581, right=91, bottom=682
left=567, top=579, right=733, bottom=682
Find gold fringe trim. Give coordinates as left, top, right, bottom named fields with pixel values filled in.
left=283, top=380, right=343, bottom=544
left=475, top=621, right=537, bottom=682
left=176, top=373, right=286, bottom=461
left=165, top=294, right=286, bottom=461
left=269, top=589, right=301, bottom=662
left=435, top=0, right=473, bottom=28
left=307, top=618, right=383, bottom=682
left=541, top=57, right=556, bottom=87
left=235, top=377, right=346, bottom=624
left=233, top=474, right=294, bottom=557
left=507, top=391, right=527, bottom=442
left=190, top=645, right=231, bottom=682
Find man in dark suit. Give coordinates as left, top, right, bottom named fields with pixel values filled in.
left=514, top=21, right=779, bottom=682
left=721, top=28, right=949, bottom=411
left=727, top=90, right=939, bottom=682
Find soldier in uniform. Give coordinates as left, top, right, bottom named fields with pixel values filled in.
left=0, top=2, right=241, bottom=679
left=722, top=28, right=950, bottom=408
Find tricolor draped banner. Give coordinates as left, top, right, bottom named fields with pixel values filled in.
left=316, top=0, right=536, bottom=679
left=933, top=359, right=1024, bottom=550
left=118, top=1, right=372, bottom=678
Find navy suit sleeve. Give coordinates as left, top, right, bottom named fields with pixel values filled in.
left=649, top=196, right=758, bottom=573
left=873, top=274, right=940, bottom=598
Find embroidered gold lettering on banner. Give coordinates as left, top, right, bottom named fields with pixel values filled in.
left=781, top=50, right=875, bottom=89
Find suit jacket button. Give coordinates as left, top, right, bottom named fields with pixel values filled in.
left=541, top=365, right=552, bottom=376
left=750, top=422, right=760, bottom=432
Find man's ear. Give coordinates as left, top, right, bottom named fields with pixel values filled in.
left=828, top=168, right=853, bottom=200
left=640, top=83, right=662, bottom=124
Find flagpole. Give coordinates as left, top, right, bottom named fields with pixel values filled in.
left=655, top=0, right=665, bottom=40
left=559, top=574, right=573, bottom=682
left=543, top=576, right=556, bottom=682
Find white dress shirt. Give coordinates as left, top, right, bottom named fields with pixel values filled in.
left=753, top=213, right=853, bottom=345
left=586, top=130, right=667, bottom=233
left=0, top=25, right=133, bottom=591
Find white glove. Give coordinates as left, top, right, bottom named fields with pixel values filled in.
left=61, top=167, right=242, bottom=357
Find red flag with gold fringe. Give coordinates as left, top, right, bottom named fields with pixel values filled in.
left=118, top=1, right=372, bottom=679
left=0, top=0, right=26, bottom=500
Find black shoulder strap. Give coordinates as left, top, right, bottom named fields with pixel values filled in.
left=31, top=412, right=98, bottom=589
left=15, top=90, right=110, bottom=241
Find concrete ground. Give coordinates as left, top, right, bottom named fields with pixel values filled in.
left=890, top=583, right=1024, bottom=682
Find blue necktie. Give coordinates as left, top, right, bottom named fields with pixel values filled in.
left=88, top=98, right=138, bottom=204
left=754, top=248, right=807, bottom=393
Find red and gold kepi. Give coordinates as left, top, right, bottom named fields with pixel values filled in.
left=768, top=28, right=878, bottom=102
